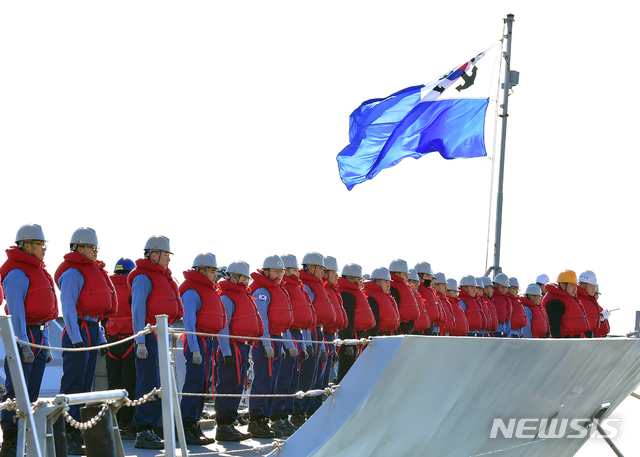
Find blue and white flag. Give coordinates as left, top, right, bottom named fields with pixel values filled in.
left=337, top=43, right=501, bottom=190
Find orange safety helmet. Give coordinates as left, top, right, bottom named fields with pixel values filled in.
left=557, top=270, right=578, bottom=284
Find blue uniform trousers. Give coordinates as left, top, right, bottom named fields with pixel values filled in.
left=60, top=322, right=101, bottom=422
left=133, top=332, right=162, bottom=429
left=249, top=336, right=282, bottom=419
left=214, top=341, right=250, bottom=425
left=294, top=326, right=322, bottom=414
left=180, top=336, right=213, bottom=424
left=282, top=330, right=305, bottom=416
left=1, top=326, right=48, bottom=432
left=311, top=331, right=335, bottom=411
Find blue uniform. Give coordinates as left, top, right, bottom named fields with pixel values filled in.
left=131, top=274, right=164, bottom=429
left=295, top=285, right=322, bottom=415
left=1, top=270, right=51, bottom=433
left=58, top=268, right=105, bottom=422
left=214, top=295, right=251, bottom=425
left=180, top=289, right=215, bottom=424
left=522, top=307, right=534, bottom=339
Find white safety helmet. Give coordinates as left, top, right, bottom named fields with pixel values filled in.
left=363, top=273, right=371, bottom=280
left=509, top=277, right=520, bottom=288
left=263, top=255, right=285, bottom=270
left=324, top=256, right=339, bottom=272
left=525, top=284, right=542, bottom=296
left=341, top=263, right=363, bottom=279
left=70, top=227, right=98, bottom=246
left=302, top=252, right=324, bottom=267
left=459, top=275, right=477, bottom=287
left=578, top=270, right=598, bottom=286
left=536, top=274, right=550, bottom=285
left=408, top=269, right=420, bottom=282
left=280, top=254, right=299, bottom=269
left=389, top=259, right=409, bottom=274
left=144, top=235, right=172, bottom=254
left=433, top=273, right=447, bottom=284
left=15, top=224, right=46, bottom=242
left=447, top=278, right=459, bottom=291
left=414, top=261, right=433, bottom=275
left=370, top=267, right=391, bottom=281
left=192, top=253, right=218, bottom=269
left=227, top=261, right=251, bottom=278
left=493, top=273, right=510, bottom=287
left=475, top=278, right=484, bottom=288
left=481, top=276, right=493, bottom=287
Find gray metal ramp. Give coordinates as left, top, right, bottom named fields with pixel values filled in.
left=271, top=336, right=640, bottom=457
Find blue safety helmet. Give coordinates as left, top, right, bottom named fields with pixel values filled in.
left=114, top=257, right=135, bottom=274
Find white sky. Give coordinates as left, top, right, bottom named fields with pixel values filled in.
left=1, top=2, right=639, bottom=453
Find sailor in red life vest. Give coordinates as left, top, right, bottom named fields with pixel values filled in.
left=520, top=284, right=549, bottom=338
left=55, top=227, right=116, bottom=455
left=576, top=270, right=602, bottom=338
left=129, top=235, right=183, bottom=450
left=445, top=279, right=469, bottom=336
left=309, top=256, right=343, bottom=418
left=593, top=285, right=610, bottom=337
left=215, top=260, right=263, bottom=442
left=388, top=259, right=420, bottom=335
left=408, top=269, right=431, bottom=335
left=480, top=276, right=499, bottom=336
left=492, top=273, right=512, bottom=337
left=536, top=274, right=550, bottom=295
left=432, top=273, right=455, bottom=336
left=297, top=252, right=333, bottom=421
left=363, top=266, right=399, bottom=341
left=507, top=277, right=528, bottom=338
left=0, top=224, right=58, bottom=456
left=247, top=255, right=293, bottom=439
left=321, top=256, right=348, bottom=386
left=542, top=270, right=590, bottom=338
left=415, top=262, right=440, bottom=335
left=180, top=253, right=224, bottom=445
left=457, top=276, right=484, bottom=337
left=276, top=254, right=310, bottom=431
left=337, top=263, right=375, bottom=383
left=105, top=257, right=137, bottom=440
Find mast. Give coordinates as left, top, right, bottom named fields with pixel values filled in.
left=490, top=13, right=518, bottom=278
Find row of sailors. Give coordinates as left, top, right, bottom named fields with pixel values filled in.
left=0, top=224, right=612, bottom=454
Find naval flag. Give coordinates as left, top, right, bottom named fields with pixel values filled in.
left=337, top=43, right=501, bottom=190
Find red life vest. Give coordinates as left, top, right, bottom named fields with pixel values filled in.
left=127, top=258, right=184, bottom=325
left=180, top=270, right=228, bottom=334
left=338, top=277, right=376, bottom=331
left=542, top=283, right=590, bottom=337
left=492, top=288, right=512, bottom=324
left=1, top=246, right=58, bottom=324
left=299, top=270, right=335, bottom=326
left=363, top=281, right=399, bottom=332
left=447, top=296, right=469, bottom=336
left=507, top=292, right=528, bottom=330
left=519, top=295, right=548, bottom=338
left=418, top=283, right=443, bottom=325
left=105, top=274, right=133, bottom=336
left=479, top=294, right=498, bottom=331
left=54, top=252, right=116, bottom=319
left=594, top=317, right=610, bottom=337
left=248, top=271, right=293, bottom=335
left=323, top=281, right=348, bottom=334
left=412, top=290, right=431, bottom=331
left=576, top=286, right=601, bottom=333
left=218, top=279, right=264, bottom=338
left=436, top=291, right=455, bottom=334
left=390, top=273, right=420, bottom=322
left=458, top=288, right=484, bottom=331
left=281, top=274, right=316, bottom=330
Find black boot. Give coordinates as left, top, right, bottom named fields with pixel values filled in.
left=184, top=422, right=209, bottom=445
